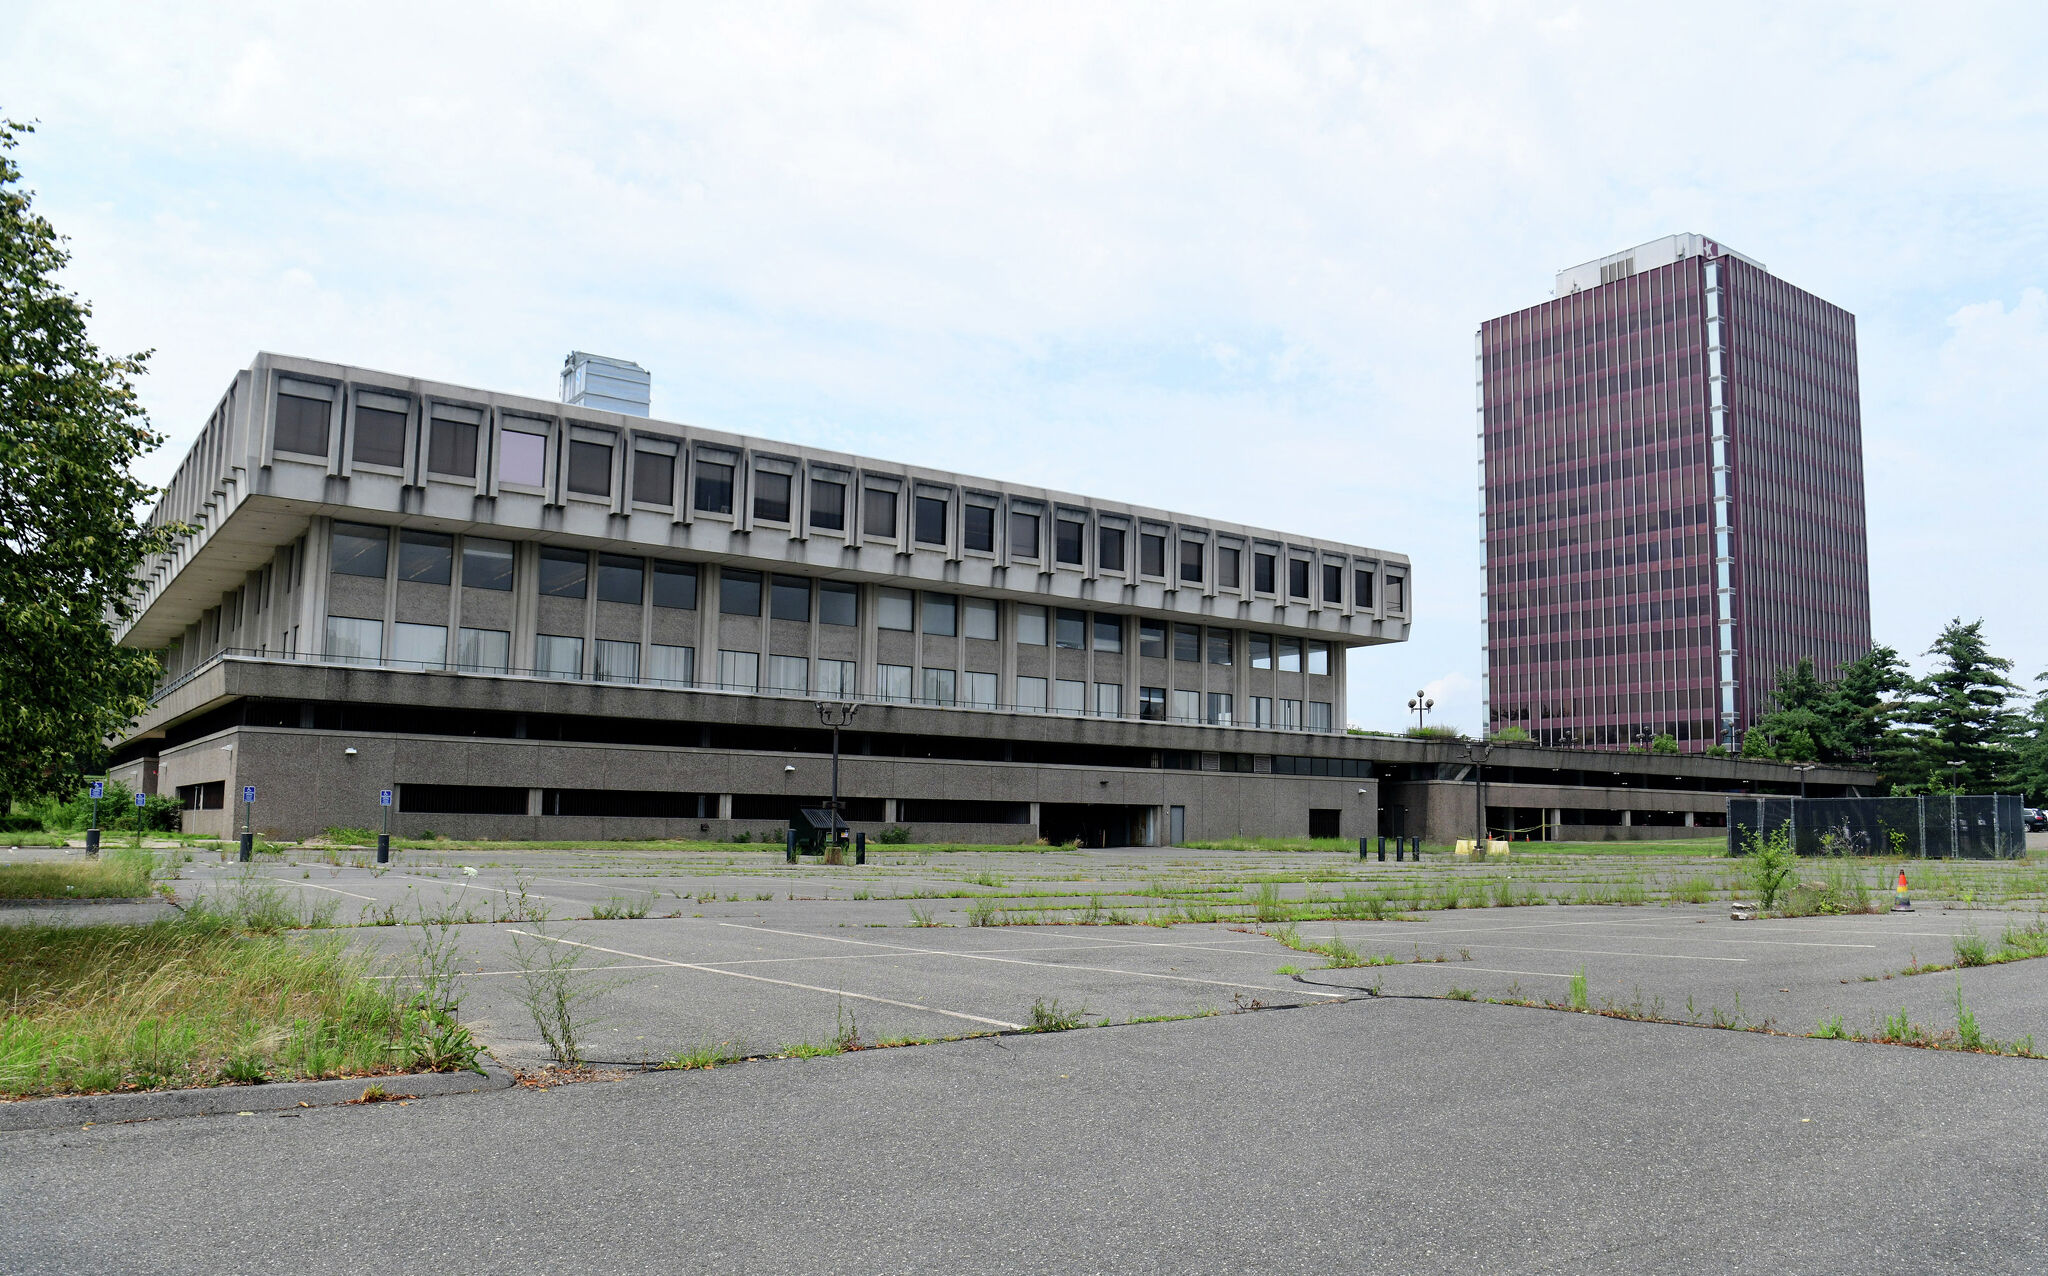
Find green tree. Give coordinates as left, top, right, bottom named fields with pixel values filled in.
left=2000, top=672, right=2048, bottom=805
left=1747, top=658, right=1833, bottom=761
left=0, top=120, right=175, bottom=810
left=1902, top=618, right=2019, bottom=794
left=1649, top=733, right=1678, bottom=755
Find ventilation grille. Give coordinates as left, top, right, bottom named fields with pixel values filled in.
left=1599, top=257, right=1636, bottom=285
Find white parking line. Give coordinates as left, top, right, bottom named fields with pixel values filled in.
left=292, top=880, right=379, bottom=902
left=504, top=929, right=1024, bottom=1030
left=1457, top=942, right=1746, bottom=963
left=717, top=923, right=1350, bottom=999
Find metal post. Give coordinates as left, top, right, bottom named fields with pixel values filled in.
left=238, top=790, right=254, bottom=862
left=785, top=828, right=798, bottom=864
left=854, top=830, right=866, bottom=865
left=376, top=786, right=392, bottom=864
left=86, top=785, right=101, bottom=857
left=1394, top=839, right=1404, bottom=862
left=1357, top=836, right=1368, bottom=861
left=1409, top=836, right=1421, bottom=860
left=1377, top=836, right=1387, bottom=862
left=134, top=791, right=146, bottom=851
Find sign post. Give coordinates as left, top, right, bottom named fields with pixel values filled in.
left=133, top=790, right=147, bottom=850
left=86, top=781, right=103, bottom=857
left=377, top=788, right=393, bottom=864
left=239, top=785, right=256, bottom=862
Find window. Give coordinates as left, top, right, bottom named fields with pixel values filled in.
left=1207, top=693, right=1233, bottom=726
left=1099, top=526, right=1126, bottom=572
left=536, top=634, right=584, bottom=678
left=1138, top=686, right=1166, bottom=721
left=651, top=561, right=698, bottom=609
left=1093, top=614, right=1122, bottom=653
left=1140, top=532, right=1166, bottom=577
left=597, top=554, right=644, bottom=605
left=1173, top=625, right=1200, bottom=662
left=1254, top=552, right=1276, bottom=594
left=1251, top=634, right=1273, bottom=669
left=1207, top=629, right=1232, bottom=665
left=1354, top=567, right=1376, bottom=609
left=694, top=460, right=734, bottom=514
left=1308, top=701, right=1333, bottom=731
left=353, top=405, right=407, bottom=468
left=810, top=477, right=845, bottom=530
left=1054, top=679, right=1086, bottom=715
left=754, top=471, right=792, bottom=523
left=1218, top=546, right=1240, bottom=589
left=1009, top=510, right=1040, bottom=558
left=596, top=639, right=640, bottom=683
left=499, top=430, right=547, bottom=487
left=1016, top=605, right=1047, bottom=645
left=650, top=644, right=695, bottom=686
left=1250, top=696, right=1273, bottom=728
left=632, top=449, right=674, bottom=504
left=1288, top=558, right=1311, bottom=599
left=1277, top=637, right=1302, bottom=673
left=1322, top=563, right=1343, bottom=605
left=768, top=655, right=809, bottom=693
left=915, top=495, right=948, bottom=545
left=1279, top=698, right=1302, bottom=729
left=878, top=588, right=914, bottom=630
left=963, top=597, right=997, bottom=640
left=767, top=575, right=810, bottom=621
left=397, top=531, right=452, bottom=585
left=1055, top=518, right=1084, bottom=565
left=819, top=580, right=858, bottom=626
left=863, top=488, right=898, bottom=538
left=538, top=547, right=587, bottom=599
left=720, top=569, right=762, bottom=616
left=1138, top=620, right=1166, bottom=658
left=817, top=658, right=856, bottom=696
left=276, top=394, right=330, bottom=456
left=964, top=671, right=997, bottom=707
left=877, top=664, right=912, bottom=702
left=393, top=622, right=446, bottom=669
left=922, top=592, right=957, bottom=636
left=921, top=668, right=956, bottom=706
left=1179, top=539, right=1204, bottom=584
left=718, top=649, right=759, bottom=691
left=428, top=418, right=478, bottom=477
left=1055, top=608, right=1086, bottom=650
left=324, top=616, right=382, bottom=663
left=1388, top=576, right=1405, bottom=611
left=463, top=538, right=513, bottom=591
left=1172, top=689, right=1200, bottom=722
left=1308, top=642, right=1330, bottom=676
left=330, top=523, right=389, bottom=578
left=964, top=504, right=995, bottom=552
left=1016, top=677, right=1047, bottom=711
left=567, top=440, right=612, bottom=496
left=458, top=627, right=509, bottom=673
left=1095, top=683, right=1123, bottom=717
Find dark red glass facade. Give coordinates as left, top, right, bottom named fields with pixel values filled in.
left=1478, top=246, right=1868, bottom=752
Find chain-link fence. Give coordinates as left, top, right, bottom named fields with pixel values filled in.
left=1726, top=795, right=2025, bottom=859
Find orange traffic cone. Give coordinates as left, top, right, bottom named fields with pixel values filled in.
left=1892, top=869, right=1913, bottom=913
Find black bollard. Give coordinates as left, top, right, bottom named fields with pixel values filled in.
left=785, top=828, right=798, bottom=864
left=375, top=833, right=389, bottom=864
left=239, top=832, right=254, bottom=863
left=1409, top=836, right=1422, bottom=860
left=1377, top=836, right=1387, bottom=862
left=1358, top=836, right=1368, bottom=861
left=854, top=831, right=867, bottom=865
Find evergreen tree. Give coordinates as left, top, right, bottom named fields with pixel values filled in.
left=1905, top=618, right=2019, bottom=794
left=1746, top=658, right=1833, bottom=762
left=2000, top=673, right=2048, bottom=805
left=0, top=119, right=176, bottom=809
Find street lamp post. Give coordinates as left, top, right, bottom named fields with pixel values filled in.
left=1407, top=691, right=1435, bottom=733
left=817, top=701, right=860, bottom=849
left=1466, top=743, right=1493, bottom=845
left=1792, top=763, right=1816, bottom=801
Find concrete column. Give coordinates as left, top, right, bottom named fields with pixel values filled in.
left=1684, top=811, right=1696, bottom=827
left=884, top=798, right=899, bottom=822
left=717, top=793, right=733, bottom=820
left=1621, top=809, right=1633, bottom=826
left=1549, top=808, right=1561, bottom=841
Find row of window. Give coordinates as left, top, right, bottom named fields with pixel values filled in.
left=316, top=616, right=1336, bottom=728
left=328, top=522, right=1338, bottom=668
left=284, top=395, right=1402, bottom=609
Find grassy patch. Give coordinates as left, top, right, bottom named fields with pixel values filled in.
left=0, top=915, right=476, bottom=1098
left=0, top=847, right=159, bottom=900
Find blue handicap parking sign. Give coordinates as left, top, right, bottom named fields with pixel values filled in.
left=134, top=791, right=147, bottom=807
left=90, top=781, right=104, bottom=800
left=380, top=789, right=393, bottom=807
left=243, top=785, right=256, bottom=804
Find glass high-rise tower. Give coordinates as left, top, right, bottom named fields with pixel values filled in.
left=1477, top=234, right=1870, bottom=752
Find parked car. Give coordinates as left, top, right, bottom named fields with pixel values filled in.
left=2026, top=807, right=2048, bottom=833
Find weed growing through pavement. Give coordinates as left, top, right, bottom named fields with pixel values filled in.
left=1027, top=997, right=1087, bottom=1032
left=1567, top=966, right=1589, bottom=1011
left=508, top=922, right=609, bottom=1068
left=591, top=892, right=654, bottom=921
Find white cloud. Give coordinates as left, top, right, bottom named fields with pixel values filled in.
left=5, top=0, right=2046, bottom=721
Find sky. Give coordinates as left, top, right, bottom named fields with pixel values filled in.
left=4, top=2, right=2044, bottom=729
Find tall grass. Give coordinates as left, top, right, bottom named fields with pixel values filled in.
left=0, top=914, right=472, bottom=1097
left=0, top=847, right=160, bottom=900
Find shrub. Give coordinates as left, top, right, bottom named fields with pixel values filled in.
left=0, top=813, right=42, bottom=834
left=1740, top=827, right=1798, bottom=911
left=1650, top=734, right=1679, bottom=755
left=875, top=826, right=912, bottom=845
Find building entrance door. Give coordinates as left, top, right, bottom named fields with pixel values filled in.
left=1169, top=805, right=1185, bottom=846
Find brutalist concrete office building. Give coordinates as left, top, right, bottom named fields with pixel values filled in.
left=111, top=353, right=1416, bottom=845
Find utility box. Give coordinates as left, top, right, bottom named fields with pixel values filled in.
left=560, top=352, right=651, bottom=417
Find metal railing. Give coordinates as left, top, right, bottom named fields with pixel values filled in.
left=151, top=647, right=1343, bottom=734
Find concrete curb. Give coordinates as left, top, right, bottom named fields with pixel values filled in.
left=0, top=1060, right=517, bottom=1133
